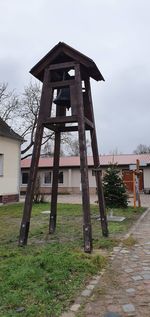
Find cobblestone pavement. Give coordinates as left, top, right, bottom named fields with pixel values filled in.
left=69, top=208, right=150, bottom=317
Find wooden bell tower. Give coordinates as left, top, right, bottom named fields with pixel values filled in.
left=19, top=42, right=108, bottom=253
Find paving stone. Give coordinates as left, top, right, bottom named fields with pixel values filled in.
left=132, top=258, right=139, bottom=262
left=126, top=288, right=135, bottom=293
left=107, top=305, right=122, bottom=312
left=81, top=289, right=92, bottom=297
left=113, top=247, right=122, bottom=252
left=142, top=267, right=150, bottom=271
left=15, top=307, right=25, bottom=313
left=87, top=284, right=95, bottom=290
left=143, top=274, right=150, bottom=280
left=105, top=295, right=113, bottom=299
left=104, top=312, right=122, bottom=317
left=118, top=298, right=129, bottom=305
left=120, top=249, right=130, bottom=254
left=90, top=279, right=99, bottom=285
left=93, top=275, right=101, bottom=280
left=74, top=296, right=83, bottom=304
left=122, top=304, right=135, bottom=313
left=124, top=268, right=134, bottom=273
left=129, top=264, right=138, bottom=268
left=131, top=275, right=143, bottom=281
left=106, top=299, right=114, bottom=305
left=70, top=304, right=80, bottom=312
left=141, top=271, right=150, bottom=275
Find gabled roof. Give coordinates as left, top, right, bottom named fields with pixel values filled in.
left=0, top=117, right=23, bottom=142
left=30, top=42, right=104, bottom=82
left=21, top=154, right=150, bottom=169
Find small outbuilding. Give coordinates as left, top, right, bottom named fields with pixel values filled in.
left=21, top=153, right=150, bottom=196
left=0, top=117, right=23, bottom=203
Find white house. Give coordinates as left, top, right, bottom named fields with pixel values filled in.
left=0, top=117, right=23, bottom=203
left=21, top=153, right=150, bottom=195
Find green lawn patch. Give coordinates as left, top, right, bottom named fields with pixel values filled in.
left=0, top=202, right=145, bottom=316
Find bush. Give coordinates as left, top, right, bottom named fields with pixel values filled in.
left=103, top=164, right=128, bottom=208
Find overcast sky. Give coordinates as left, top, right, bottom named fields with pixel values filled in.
left=0, top=0, right=150, bottom=154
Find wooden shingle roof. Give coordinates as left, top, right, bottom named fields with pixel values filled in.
left=30, top=42, right=104, bottom=82
left=0, top=117, right=23, bottom=142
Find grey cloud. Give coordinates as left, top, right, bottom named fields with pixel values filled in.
left=0, top=0, right=150, bottom=153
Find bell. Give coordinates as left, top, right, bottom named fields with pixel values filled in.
left=53, top=87, right=70, bottom=109
left=53, top=70, right=71, bottom=109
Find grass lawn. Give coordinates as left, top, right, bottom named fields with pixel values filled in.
left=0, top=202, right=145, bottom=317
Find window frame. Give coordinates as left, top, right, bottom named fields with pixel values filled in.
left=58, top=171, right=64, bottom=184
left=22, top=172, right=29, bottom=185
left=43, top=171, right=52, bottom=185
left=0, top=154, right=4, bottom=177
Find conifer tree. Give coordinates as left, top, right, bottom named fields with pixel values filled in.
left=103, top=164, right=128, bottom=208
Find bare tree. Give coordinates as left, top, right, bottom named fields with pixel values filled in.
left=42, top=141, right=54, bottom=157
left=42, top=137, right=68, bottom=157
left=0, top=82, right=55, bottom=159
left=0, top=83, right=19, bottom=124
left=0, top=81, right=73, bottom=159
left=67, top=138, right=80, bottom=156
left=18, top=82, right=55, bottom=159
left=66, top=135, right=91, bottom=156
left=133, top=144, right=150, bottom=154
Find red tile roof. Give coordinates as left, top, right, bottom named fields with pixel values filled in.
left=21, top=154, right=150, bottom=169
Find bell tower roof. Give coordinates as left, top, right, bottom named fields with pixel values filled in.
left=30, top=42, right=104, bottom=82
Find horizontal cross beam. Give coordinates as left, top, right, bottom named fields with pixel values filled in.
left=43, top=116, right=94, bottom=132
left=43, top=115, right=78, bottom=125
left=50, top=79, right=75, bottom=88
left=48, top=61, right=77, bottom=70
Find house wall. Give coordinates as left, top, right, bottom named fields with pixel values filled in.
left=21, top=166, right=107, bottom=195
left=21, top=168, right=71, bottom=194
left=0, top=136, right=21, bottom=203
left=40, top=168, right=70, bottom=193
left=20, top=164, right=148, bottom=196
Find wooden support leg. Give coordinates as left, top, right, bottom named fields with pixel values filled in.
left=19, top=124, right=44, bottom=245
left=49, top=131, right=61, bottom=233
left=75, top=64, right=92, bottom=253
left=78, top=118, right=92, bottom=253
left=19, top=68, right=52, bottom=246
left=90, top=129, right=109, bottom=237
left=84, top=77, right=108, bottom=237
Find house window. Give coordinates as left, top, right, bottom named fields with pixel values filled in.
left=92, top=169, right=96, bottom=176
left=22, top=172, right=29, bottom=184
left=44, top=171, right=51, bottom=184
left=59, top=171, right=63, bottom=184
left=0, top=154, right=4, bottom=176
